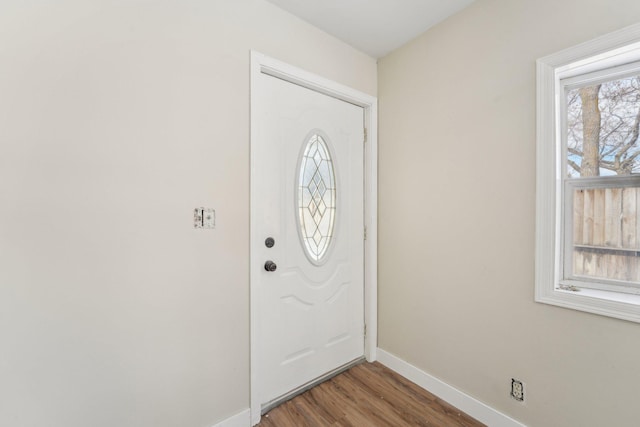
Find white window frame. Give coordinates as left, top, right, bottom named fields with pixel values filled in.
left=536, top=23, right=640, bottom=323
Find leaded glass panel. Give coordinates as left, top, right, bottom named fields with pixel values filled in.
left=297, top=134, right=336, bottom=263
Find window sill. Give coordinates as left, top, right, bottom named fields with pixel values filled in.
left=536, top=285, right=640, bottom=323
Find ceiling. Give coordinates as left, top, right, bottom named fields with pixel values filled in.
left=265, top=0, right=476, bottom=58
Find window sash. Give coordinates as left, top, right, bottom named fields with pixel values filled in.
left=560, top=60, right=640, bottom=91
left=562, top=176, right=640, bottom=294
left=559, top=68, right=640, bottom=181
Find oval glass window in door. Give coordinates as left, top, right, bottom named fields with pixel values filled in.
left=297, top=133, right=336, bottom=264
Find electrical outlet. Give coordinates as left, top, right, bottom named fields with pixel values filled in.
left=511, top=378, right=524, bottom=402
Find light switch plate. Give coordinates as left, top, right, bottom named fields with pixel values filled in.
left=194, top=208, right=215, bottom=229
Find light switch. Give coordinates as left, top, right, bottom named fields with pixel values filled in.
left=194, top=208, right=215, bottom=229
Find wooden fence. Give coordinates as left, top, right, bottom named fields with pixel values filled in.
left=573, top=187, right=640, bottom=283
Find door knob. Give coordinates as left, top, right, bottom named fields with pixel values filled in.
left=264, top=260, right=277, bottom=272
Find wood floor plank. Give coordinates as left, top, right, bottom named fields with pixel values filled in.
left=350, top=363, right=479, bottom=427
left=258, top=362, right=485, bottom=427
left=301, top=388, right=344, bottom=424
left=342, top=370, right=436, bottom=426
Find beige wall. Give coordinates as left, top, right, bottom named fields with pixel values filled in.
left=0, top=1, right=375, bottom=426
left=378, top=0, right=640, bottom=426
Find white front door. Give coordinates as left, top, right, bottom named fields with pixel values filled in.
left=251, top=66, right=365, bottom=412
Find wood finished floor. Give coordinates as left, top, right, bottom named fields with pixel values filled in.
left=258, top=362, right=485, bottom=427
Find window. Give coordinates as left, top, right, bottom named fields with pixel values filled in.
left=296, top=132, right=337, bottom=264
left=536, top=23, right=640, bottom=322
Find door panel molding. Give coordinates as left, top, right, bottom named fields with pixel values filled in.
left=250, top=51, right=378, bottom=426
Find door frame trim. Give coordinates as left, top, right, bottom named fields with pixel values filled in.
left=249, top=51, right=378, bottom=426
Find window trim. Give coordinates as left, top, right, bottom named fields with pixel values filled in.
left=536, top=23, right=640, bottom=323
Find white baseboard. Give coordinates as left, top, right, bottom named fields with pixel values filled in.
left=211, top=408, right=250, bottom=427
left=376, top=348, right=526, bottom=427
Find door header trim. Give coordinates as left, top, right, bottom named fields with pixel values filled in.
left=254, top=53, right=377, bottom=109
